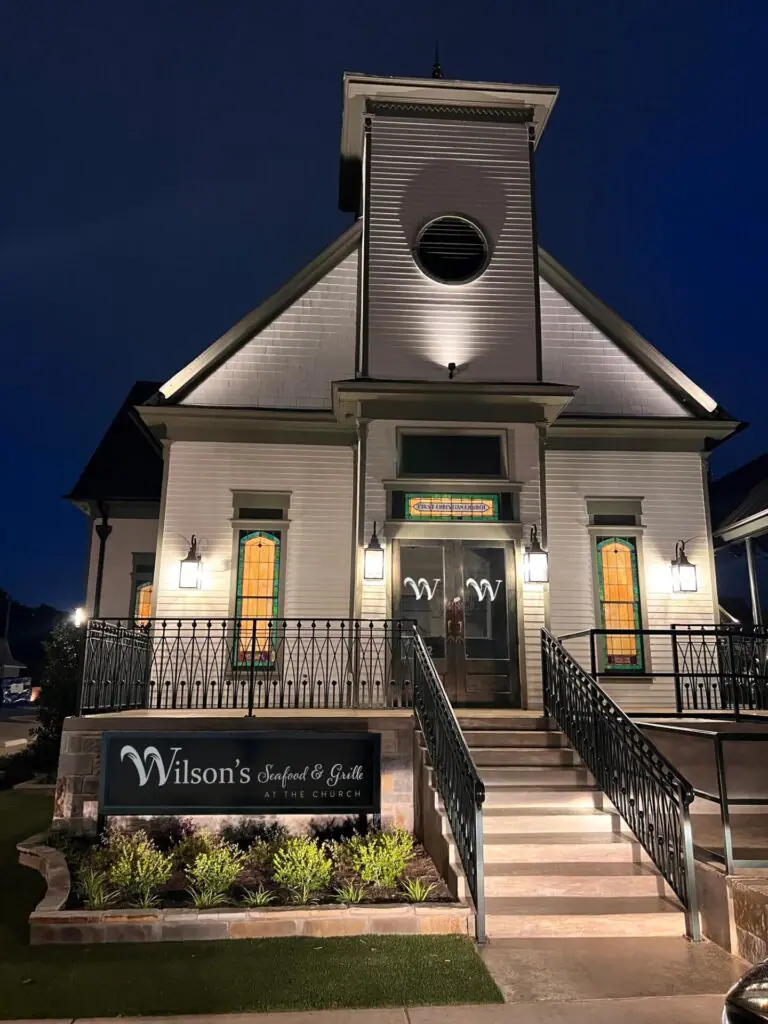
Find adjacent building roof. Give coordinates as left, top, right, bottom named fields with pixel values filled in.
left=710, top=452, right=768, bottom=543
left=67, top=381, right=163, bottom=510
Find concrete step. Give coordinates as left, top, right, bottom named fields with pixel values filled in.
left=481, top=766, right=594, bottom=790
left=474, top=747, right=581, bottom=768
left=482, top=832, right=653, bottom=864
left=484, top=865, right=671, bottom=898
left=483, top=809, right=629, bottom=835
left=481, top=787, right=612, bottom=811
left=486, top=896, right=684, bottom=938
left=465, top=729, right=569, bottom=749
left=455, top=713, right=554, bottom=731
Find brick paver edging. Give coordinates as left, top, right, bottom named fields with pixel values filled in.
left=17, top=835, right=473, bottom=944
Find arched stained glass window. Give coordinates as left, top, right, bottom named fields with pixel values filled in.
left=134, top=582, right=153, bottom=625
left=596, top=536, right=644, bottom=672
left=235, top=530, right=281, bottom=665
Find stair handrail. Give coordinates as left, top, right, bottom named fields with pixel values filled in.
left=541, top=628, right=701, bottom=940
left=411, top=628, right=486, bottom=942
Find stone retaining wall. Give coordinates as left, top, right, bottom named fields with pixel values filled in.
left=18, top=834, right=472, bottom=945
left=53, top=711, right=415, bottom=835
left=729, top=878, right=768, bottom=963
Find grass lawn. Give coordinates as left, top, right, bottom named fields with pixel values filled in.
left=0, top=789, right=503, bottom=1019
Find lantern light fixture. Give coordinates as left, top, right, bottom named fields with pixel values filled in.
left=363, top=522, right=385, bottom=581
left=72, top=607, right=86, bottom=627
left=524, top=525, right=549, bottom=583
left=671, top=540, right=698, bottom=593
left=179, top=535, right=203, bottom=589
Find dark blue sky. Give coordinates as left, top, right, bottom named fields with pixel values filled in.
left=2, top=0, right=766, bottom=611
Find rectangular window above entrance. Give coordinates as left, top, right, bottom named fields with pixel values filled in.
left=399, top=434, right=503, bottom=477
left=404, top=493, right=500, bottom=522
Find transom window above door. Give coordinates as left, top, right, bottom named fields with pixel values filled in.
left=399, top=434, right=504, bottom=477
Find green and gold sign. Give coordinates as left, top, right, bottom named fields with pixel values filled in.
left=404, top=493, right=499, bottom=522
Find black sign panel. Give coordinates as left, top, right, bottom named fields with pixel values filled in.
left=100, top=731, right=381, bottom=815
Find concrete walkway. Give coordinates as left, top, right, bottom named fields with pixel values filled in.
left=0, top=999, right=736, bottom=1024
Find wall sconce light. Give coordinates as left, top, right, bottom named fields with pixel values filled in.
left=363, top=522, right=385, bottom=581
left=671, top=540, right=698, bottom=593
left=448, top=362, right=457, bottom=379
left=524, top=525, right=549, bottom=583
left=72, top=607, right=86, bottom=627
left=179, top=535, right=203, bottom=589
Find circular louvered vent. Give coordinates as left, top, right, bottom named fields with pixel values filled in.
left=413, top=215, right=489, bottom=284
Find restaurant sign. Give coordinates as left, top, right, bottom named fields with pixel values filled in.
left=100, top=731, right=380, bottom=815
left=405, top=493, right=499, bottom=522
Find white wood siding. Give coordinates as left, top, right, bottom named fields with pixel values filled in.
left=366, top=117, right=538, bottom=382
left=182, top=252, right=358, bottom=409
left=514, top=426, right=546, bottom=709
left=155, top=442, right=353, bottom=620
left=85, top=518, right=158, bottom=618
left=546, top=450, right=716, bottom=710
left=540, top=278, right=688, bottom=417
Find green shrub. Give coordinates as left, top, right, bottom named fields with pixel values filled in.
left=240, top=885, right=275, bottom=907
left=333, top=881, right=368, bottom=904
left=221, top=818, right=289, bottom=850
left=330, top=835, right=364, bottom=872
left=31, top=620, right=81, bottom=773
left=400, top=877, right=436, bottom=903
left=272, top=837, right=332, bottom=904
left=106, top=830, right=173, bottom=907
left=350, top=829, right=415, bottom=889
left=244, top=838, right=273, bottom=873
left=76, top=865, right=118, bottom=910
left=172, top=829, right=218, bottom=868
left=185, top=841, right=245, bottom=899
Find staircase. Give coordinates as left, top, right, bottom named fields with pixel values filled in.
left=456, top=711, right=686, bottom=939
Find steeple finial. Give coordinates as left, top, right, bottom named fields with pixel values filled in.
left=432, top=41, right=442, bottom=79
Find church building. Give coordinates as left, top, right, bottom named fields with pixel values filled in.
left=70, top=70, right=738, bottom=715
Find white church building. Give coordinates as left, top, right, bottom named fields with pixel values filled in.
left=70, top=70, right=738, bottom=715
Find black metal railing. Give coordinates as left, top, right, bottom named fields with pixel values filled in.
left=412, top=630, right=486, bottom=942
left=79, top=618, right=414, bottom=714
left=559, top=626, right=768, bottom=717
left=542, top=628, right=700, bottom=940
left=640, top=722, right=768, bottom=875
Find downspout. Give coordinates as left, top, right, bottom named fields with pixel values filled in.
left=92, top=503, right=113, bottom=619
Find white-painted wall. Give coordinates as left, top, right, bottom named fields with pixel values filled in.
left=154, top=441, right=353, bottom=620
left=85, top=518, right=158, bottom=619
left=540, top=278, right=689, bottom=417
left=546, top=450, right=717, bottom=711
left=366, top=117, right=538, bottom=382
left=182, top=252, right=358, bottom=410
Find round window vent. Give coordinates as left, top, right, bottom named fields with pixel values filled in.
left=413, top=215, right=489, bottom=284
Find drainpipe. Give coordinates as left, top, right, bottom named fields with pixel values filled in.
left=745, top=537, right=762, bottom=625
left=92, top=503, right=113, bottom=619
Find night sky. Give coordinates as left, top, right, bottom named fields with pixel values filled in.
left=2, top=1, right=766, bottom=612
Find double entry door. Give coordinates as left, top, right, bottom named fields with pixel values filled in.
left=395, top=539, right=519, bottom=707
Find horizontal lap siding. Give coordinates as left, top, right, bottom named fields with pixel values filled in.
left=546, top=450, right=716, bottom=711
left=155, top=442, right=353, bottom=620
left=514, top=427, right=545, bottom=709
left=540, top=278, right=689, bottom=417
left=182, top=253, right=358, bottom=409
left=367, top=118, right=537, bottom=381
left=86, top=518, right=158, bottom=618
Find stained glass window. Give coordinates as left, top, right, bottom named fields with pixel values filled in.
left=235, top=530, right=281, bottom=666
left=134, top=582, right=152, bottom=625
left=404, top=493, right=500, bottom=522
left=595, top=536, right=645, bottom=672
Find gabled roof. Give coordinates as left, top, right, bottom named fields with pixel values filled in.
left=152, top=223, right=730, bottom=424
left=67, top=381, right=163, bottom=507
left=154, top=221, right=362, bottom=405
left=711, top=452, right=768, bottom=542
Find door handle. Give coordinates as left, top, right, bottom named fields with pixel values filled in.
left=446, top=603, right=455, bottom=642
left=454, top=597, right=464, bottom=645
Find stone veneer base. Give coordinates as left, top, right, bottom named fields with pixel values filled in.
left=18, top=835, right=473, bottom=945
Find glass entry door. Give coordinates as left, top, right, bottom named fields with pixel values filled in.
left=395, top=539, right=519, bottom=707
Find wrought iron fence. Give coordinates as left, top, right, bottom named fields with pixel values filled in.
left=559, top=626, right=768, bottom=716
left=541, top=628, right=700, bottom=940
left=412, top=630, right=486, bottom=942
left=80, top=619, right=414, bottom=714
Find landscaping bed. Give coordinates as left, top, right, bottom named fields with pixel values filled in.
left=20, top=814, right=474, bottom=942
left=3, top=790, right=500, bottom=1016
